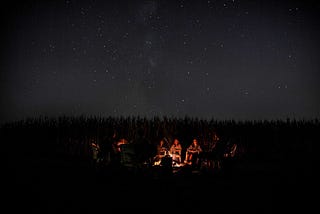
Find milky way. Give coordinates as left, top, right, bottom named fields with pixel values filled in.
left=1, top=0, right=320, bottom=123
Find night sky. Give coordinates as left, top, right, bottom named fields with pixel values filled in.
left=1, top=0, right=320, bottom=123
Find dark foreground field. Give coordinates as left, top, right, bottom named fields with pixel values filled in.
left=2, top=117, right=316, bottom=214
left=4, top=151, right=314, bottom=214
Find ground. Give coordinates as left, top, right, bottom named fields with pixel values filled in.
left=4, top=154, right=313, bottom=214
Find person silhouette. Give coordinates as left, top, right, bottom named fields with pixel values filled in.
left=184, top=138, right=202, bottom=167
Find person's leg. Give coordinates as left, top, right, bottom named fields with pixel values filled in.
left=184, top=151, right=189, bottom=163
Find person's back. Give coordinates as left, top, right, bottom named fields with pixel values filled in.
left=132, top=130, right=156, bottom=165
left=120, top=141, right=137, bottom=168
left=210, top=137, right=225, bottom=170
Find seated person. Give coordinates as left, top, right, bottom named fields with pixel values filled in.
left=90, top=138, right=100, bottom=165
left=184, top=138, right=202, bottom=166
left=111, top=137, right=128, bottom=164
left=153, top=138, right=169, bottom=164
left=170, top=138, right=182, bottom=165
left=206, top=131, right=223, bottom=169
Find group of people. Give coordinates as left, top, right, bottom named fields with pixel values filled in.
left=154, top=137, right=184, bottom=166
left=153, top=132, right=239, bottom=171
left=90, top=129, right=238, bottom=173
left=153, top=137, right=209, bottom=168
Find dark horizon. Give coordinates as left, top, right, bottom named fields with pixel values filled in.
left=2, top=0, right=320, bottom=124
left=2, top=113, right=320, bottom=126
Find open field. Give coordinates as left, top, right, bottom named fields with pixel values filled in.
left=2, top=117, right=316, bottom=213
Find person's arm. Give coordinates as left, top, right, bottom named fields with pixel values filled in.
left=230, top=144, right=237, bottom=157
left=170, top=145, right=174, bottom=154
left=177, top=145, right=182, bottom=154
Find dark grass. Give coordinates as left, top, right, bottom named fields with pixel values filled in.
left=2, top=116, right=316, bottom=213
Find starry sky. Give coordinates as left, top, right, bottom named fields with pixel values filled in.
left=1, top=0, right=320, bottom=123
